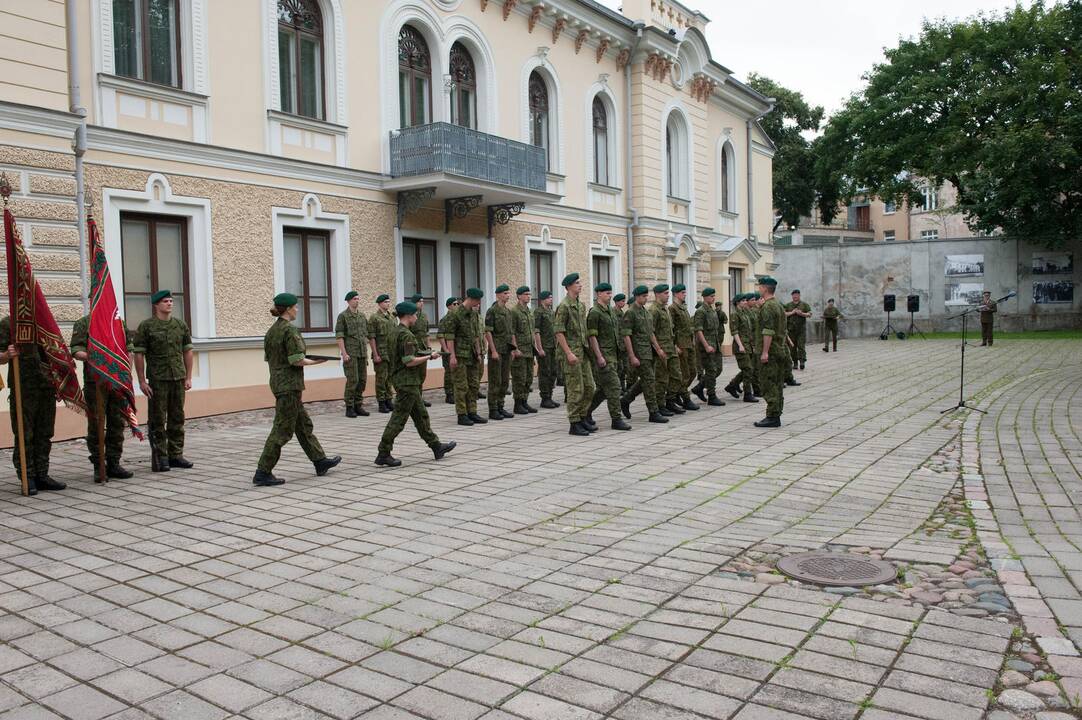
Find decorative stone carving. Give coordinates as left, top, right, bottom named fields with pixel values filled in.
left=596, top=37, right=611, bottom=64
left=503, top=0, right=517, bottom=20
left=552, top=16, right=567, bottom=43
left=529, top=4, right=543, bottom=32
left=615, top=48, right=631, bottom=73
left=575, top=29, right=589, bottom=54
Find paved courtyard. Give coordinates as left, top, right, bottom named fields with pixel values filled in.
left=1, top=336, right=1081, bottom=720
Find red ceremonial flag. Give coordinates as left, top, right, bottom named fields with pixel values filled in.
left=87, top=217, right=143, bottom=439
left=4, top=207, right=86, bottom=413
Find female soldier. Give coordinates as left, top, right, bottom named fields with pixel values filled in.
left=253, top=292, right=342, bottom=486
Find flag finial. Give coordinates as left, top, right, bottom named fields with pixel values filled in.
left=0, top=173, right=11, bottom=206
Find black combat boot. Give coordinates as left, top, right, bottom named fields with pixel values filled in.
left=107, top=463, right=133, bottom=479
left=458, top=414, right=474, bottom=426
left=569, top=422, right=589, bottom=436
left=500, top=406, right=514, bottom=419
left=707, top=395, right=725, bottom=407
left=169, top=457, right=194, bottom=469
left=346, top=405, right=357, bottom=418
left=785, top=378, right=801, bottom=387
left=514, top=400, right=530, bottom=415
left=799, top=361, right=805, bottom=370
left=386, top=399, right=395, bottom=411
left=659, top=406, right=674, bottom=417
left=36, top=475, right=66, bottom=491
left=620, top=396, right=632, bottom=419
left=754, top=416, right=781, bottom=428
left=374, top=454, right=402, bottom=467
left=691, top=382, right=706, bottom=402
left=355, top=403, right=369, bottom=417
left=253, top=469, right=284, bottom=486
left=445, top=393, right=454, bottom=404
left=423, top=399, right=432, bottom=407
left=743, top=390, right=759, bottom=403
left=611, top=418, right=631, bottom=431
left=432, top=442, right=457, bottom=460
left=683, top=397, right=700, bottom=411
left=468, top=412, right=488, bottom=424
left=314, top=456, right=341, bottom=476
left=488, top=409, right=504, bottom=421
left=649, top=411, right=669, bottom=424
left=582, top=414, right=598, bottom=432
left=525, top=401, right=538, bottom=413
left=540, top=396, right=558, bottom=409
left=823, top=346, right=829, bottom=353
left=378, top=400, right=389, bottom=413
left=667, top=399, right=686, bottom=415
left=725, top=383, right=740, bottom=399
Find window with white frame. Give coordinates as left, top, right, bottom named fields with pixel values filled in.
left=920, top=229, right=939, bottom=240
left=719, top=141, right=735, bottom=212
left=921, top=184, right=939, bottom=212
left=883, top=199, right=897, bottom=214
left=121, top=213, right=190, bottom=329
left=450, top=242, right=481, bottom=317
left=398, top=25, right=432, bottom=128
left=530, top=250, right=554, bottom=308
left=592, top=256, right=611, bottom=288
left=112, top=0, right=182, bottom=87
left=402, top=238, right=437, bottom=323
left=671, top=263, right=688, bottom=289
left=666, top=114, right=689, bottom=201
left=449, top=42, right=478, bottom=130
left=283, top=228, right=331, bottom=331
left=884, top=230, right=896, bottom=241
left=529, top=71, right=550, bottom=167
left=277, top=0, right=324, bottom=119
left=592, top=96, right=610, bottom=186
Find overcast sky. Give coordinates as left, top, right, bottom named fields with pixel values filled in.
left=596, top=0, right=1032, bottom=117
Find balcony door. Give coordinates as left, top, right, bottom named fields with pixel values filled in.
left=398, top=25, right=431, bottom=128
left=530, top=250, right=554, bottom=308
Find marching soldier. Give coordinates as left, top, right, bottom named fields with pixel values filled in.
left=586, top=283, right=631, bottom=431
left=784, top=289, right=812, bottom=370
left=438, top=297, right=459, bottom=403
left=724, top=294, right=758, bottom=403
left=613, top=292, right=629, bottom=391
left=755, top=277, right=787, bottom=428
left=979, top=291, right=997, bottom=346
left=445, top=288, right=488, bottom=426
left=71, top=312, right=134, bottom=478
left=619, top=285, right=667, bottom=424
left=134, top=290, right=193, bottom=472
left=649, top=284, right=683, bottom=416
left=533, top=290, right=560, bottom=409
left=335, top=290, right=369, bottom=418
left=484, top=284, right=516, bottom=420
left=374, top=301, right=456, bottom=467
left=369, top=294, right=396, bottom=413
left=555, top=273, right=596, bottom=436
left=408, top=293, right=432, bottom=407
left=692, top=288, right=725, bottom=407
left=748, top=291, right=763, bottom=397
left=669, top=284, right=698, bottom=411
left=0, top=317, right=64, bottom=494
left=511, top=286, right=537, bottom=415
left=823, top=298, right=842, bottom=352
left=252, top=293, right=341, bottom=486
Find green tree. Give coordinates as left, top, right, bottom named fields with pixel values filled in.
left=816, top=1, right=1082, bottom=248
left=746, top=74, right=824, bottom=233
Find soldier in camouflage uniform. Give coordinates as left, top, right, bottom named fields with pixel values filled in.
left=252, top=292, right=342, bottom=486
left=748, top=292, right=763, bottom=397
left=408, top=294, right=432, bottom=407
left=374, top=301, right=456, bottom=467
left=691, top=287, right=725, bottom=407
left=755, top=277, right=787, bottom=427
left=613, top=293, right=628, bottom=391
left=533, top=290, right=560, bottom=408
left=71, top=312, right=134, bottom=478
left=649, top=284, right=684, bottom=416
left=438, top=297, right=459, bottom=403
left=369, top=294, right=396, bottom=413
left=484, top=284, right=517, bottom=420
left=335, top=290, right=369, bottom=418
left=586, top=283, right=631, bottom=431
left=134, top=290, right=194, bottom=472
left=619, top=285, right=668, bottom=424
left=724, top=294, right=759, bottom=403
left=784, top=289, right=812, bottom=370
left=445, top=288, right=488, bottom=426
left=669, top=284, right=699, bottom=411
left=823, top=299, right=842, bottom=352
left=510, top=286, right=537, bottom=415
left=0, top=317, right=65, bottom=494
left=555, top=273, right=596, bottom=435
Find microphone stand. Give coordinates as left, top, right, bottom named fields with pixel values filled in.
left=940, top=291, right=1014, bottom=415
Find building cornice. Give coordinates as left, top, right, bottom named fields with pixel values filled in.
left=0, top=101, right=83, bottom=138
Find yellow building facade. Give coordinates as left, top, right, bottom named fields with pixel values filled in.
left=0, top=0, right=776, bottom=444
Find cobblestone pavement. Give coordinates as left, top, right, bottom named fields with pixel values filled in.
left=0, top=337, right=1080, bottom=720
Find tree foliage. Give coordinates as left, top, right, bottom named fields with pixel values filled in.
left=816, top=1, right=1082, bottom=248
left=746, top=74, right=824, bottom=232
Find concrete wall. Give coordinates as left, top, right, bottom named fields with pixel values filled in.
left=775, top=236, right=1082, bottom=339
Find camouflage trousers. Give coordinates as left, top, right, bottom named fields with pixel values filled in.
left=824, top=322, right=839, bottom=350
left=342, top=349, right=367, bottom=406
left=452, top=358, right=480, bottom=415
left=677, top=346, right=695, bottom=400
left=148, top=378, right=185, bottom=459
left=374, top=354, right=393, bottom=401
left=512, top=354, right=534, bottom=401
left=698, top=348, right=723, bottom=395
left=617, top=353, right=628, bottom=392
left=488, top=350, right=512, bottom=411
left=655, top=353, right=683, bottom=403
left=9, top=382, right=55, bottom=479
left=257, top=391, right=326, bottom=472
left=441, top=353, right=453, bottom=395
left=790, top=325, right=807, bottom=362
left=622, top=357, right=660, bottom=413
left=730, top=352, right=755, bottom=395
left=761, top=355, right=787, bottom=418
left=589, top=356, right=622, bottom=421
left=378, top=385, right=439, bottom=455
left=86, top=381, right=127, bottom=466
left=537, top=349, right=557, bottom=399
left=560, top=349, right=595, bottom=423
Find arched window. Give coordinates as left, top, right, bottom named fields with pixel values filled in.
left=592, top=96, right=609, bottom=186
left=277, top=0, right=324, bottom=119
left=449, top=42, right=477, bottom=129
left=666, top=113, right=689, bottom=200
left=398, top=25, right=432, bottom=128
left=720, top=142, right=734, bottom=212
left=529, top=71, right=550, bottom=164
left=113, top=0, right=181, bottom=87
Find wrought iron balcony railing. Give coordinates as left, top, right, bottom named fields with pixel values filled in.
left=390, top=122, right=547, bottom=192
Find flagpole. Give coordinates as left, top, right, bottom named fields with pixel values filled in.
left=94, top=385, right=107, bottom=484
left=10, top=355, right=29, bottom=496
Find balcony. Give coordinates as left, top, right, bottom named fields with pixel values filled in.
left=387, top=123, right=561, bottom=211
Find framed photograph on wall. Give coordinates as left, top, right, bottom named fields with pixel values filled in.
left=945, top=282, right=984, bottom=305
left=1033, top=280, right=1074, bottom=304
left=1032, top=254, right=1073, bottom=275
left=945, top=254, right=985, bottom=277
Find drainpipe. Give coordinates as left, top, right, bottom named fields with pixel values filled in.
left=625, top=22, right=644, bottom=291
left=66, top=0, right=89, bottom=313
left=746, top=99, right=775, bottom=248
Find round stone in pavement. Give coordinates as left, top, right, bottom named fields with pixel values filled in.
left=997, top=689, right=1046, bottom=712
left=775, top=552, right=897, bottom=587
left=1037, top=712, right=1076, bottom=720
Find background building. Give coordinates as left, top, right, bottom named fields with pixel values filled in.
left=0, top=0, right=776, bottom=445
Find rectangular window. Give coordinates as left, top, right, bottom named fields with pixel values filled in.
left=283, top=228, right=331, bottom=331
left=853, top=205, right=871, bottom=232
left=402, top=238, right=437, bottom=327
left=922, top=185, right=939, bottom=212
left=449, top=242, right=481, bottom=319
left=592, top=256, right=611, bottom=289
left=112, top=0, right=181, bottom=88
left=920, top=229, right=939, bottom=240
left=671, top=263, right=687, bottom=290
left=884, top=230, right=896, bottom=242
left=530, top=250, right=554, bottom=308
left=120, top=212, right=190, bottom=330
left=883, top=200, right=897, bottom=214
left=729, top=267, right=744, bottom=307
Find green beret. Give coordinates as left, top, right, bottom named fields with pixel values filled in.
left=273, top=292, right=298, bottom=307
left=613, top=293, right=626, bottom=302
left=344, top=290, right=358, bottom=301
left=652, top=283, right=669, bottom=293
left=466, top=287, right=484, bottom=300
left=151, top=289, right=172, bottom=304
left=395, top=301, right=418, bottom=317
left=672, top=283, right=686, bottom=293
left=757, top=276, right=778, bottom=287
left=516, top=285, right=530, bottom=296
left=561, top=272, right=580, bottom=287
left=409, top=293, right=423, bottom=303
left=595, top=282, right=612, bottom=293
left=446, top=297, right=458, bottom=307
left=495, top=283, right=510, bottom=294
left=632, top=285, right=649, bottom=296
left=376, top=293, right=390, bottom=303
left=791, top=289, right=801, bottom=294
left=539, top=290, right=552, bottom=300
left=702, top=287, right=716, bottom=297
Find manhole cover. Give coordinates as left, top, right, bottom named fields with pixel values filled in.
left=776, top=552, right=897, bottom=587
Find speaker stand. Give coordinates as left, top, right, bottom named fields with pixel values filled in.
left=906, top=311, right=927, bottom=340
left=879, top=311, right=904, bottom=340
